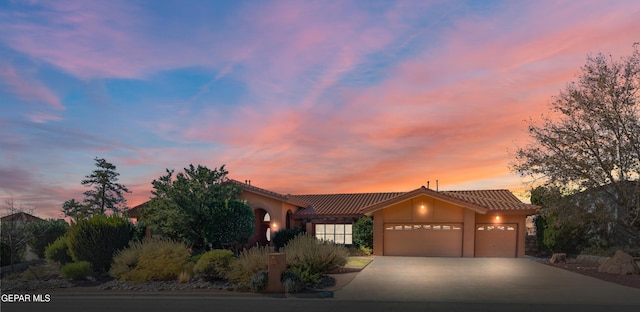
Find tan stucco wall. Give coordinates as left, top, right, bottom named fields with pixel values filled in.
left=382, top=195, right=464, bottom=223
left=239, top=191, right=302, bottom=245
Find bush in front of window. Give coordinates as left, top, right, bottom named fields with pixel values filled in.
left=272, top=227, right=305, bottom=251
left=353, top=217, right=373, bottom=249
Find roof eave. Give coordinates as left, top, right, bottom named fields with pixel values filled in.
left=361, top=187, right=489, bottom=215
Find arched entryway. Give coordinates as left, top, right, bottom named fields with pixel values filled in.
left=249, top=208, right=271, bottom=246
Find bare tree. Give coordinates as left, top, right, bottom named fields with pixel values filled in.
left=512, top=44, right=640, bottom=246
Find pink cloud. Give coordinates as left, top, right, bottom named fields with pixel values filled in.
left=0, top=64, right=65, bottom=122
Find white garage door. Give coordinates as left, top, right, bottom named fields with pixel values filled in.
left=383, top=223, right=463, bottom=257
left=475, top=224, right=517, bottom=257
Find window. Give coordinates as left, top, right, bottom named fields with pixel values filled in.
left=315, top=224, right=353, bottom=244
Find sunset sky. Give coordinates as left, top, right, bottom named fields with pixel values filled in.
left=1, top=0, right=639, bottom=219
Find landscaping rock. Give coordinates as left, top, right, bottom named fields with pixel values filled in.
left=597, top=250, right=639, bottom=275
left=550, top=253, right=566, bottom=264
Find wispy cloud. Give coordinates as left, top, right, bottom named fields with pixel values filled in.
left=1, top=0, right=639, bottom=216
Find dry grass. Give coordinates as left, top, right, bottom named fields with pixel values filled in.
left=343, top=257, right=373, bottom=270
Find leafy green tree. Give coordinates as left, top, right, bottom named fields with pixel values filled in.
left=141, top=164, right=255, bottom=251
left=61, top=199, right=94, bottom=223
left=513, top=44, right=640, bottom=246
left=353, top=217, right=373, bottom=249
left=530, top=185, right=612, bottom=254
left=81, top=157, right=131, bottom=215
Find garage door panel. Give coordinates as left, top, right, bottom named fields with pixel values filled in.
left=384, top=223, right=462, bottom=257
left=475, top=224, right=517, bottom=257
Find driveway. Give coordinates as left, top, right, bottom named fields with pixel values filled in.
left=333, top=257, right=640, bottom=306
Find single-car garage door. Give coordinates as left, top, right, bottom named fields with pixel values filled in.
left=383, top=223, right=463, bottom=257
left=475, top=224, right=517, bottom=257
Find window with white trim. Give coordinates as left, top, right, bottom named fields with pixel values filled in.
left=315, top=224, right=353, bottom=244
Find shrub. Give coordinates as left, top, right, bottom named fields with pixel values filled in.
left=0, top=242, right=11, bottom=266
left=272, top=228, right=304, bottom=251
left=289, top=266, right=321, bottom=285
left=66, top=215, right=134, bottom=271
left=194, top=249, right=235, bottom=281
left=45, top=236, right=73, bottom=265
left=110, top=238, right=193, bottom=283
left=28, top=219, right=68, bottom=259
left=250, top=270, right=268, bottom=292
left=178, top=270, right=191, bottom=283
left=353, top=217, right=373, bottom=249
left=281, top=270, right=305, bottom=293
left=348, top=245, right=372, bottom=256
left=60, top=261, right=93, bottom=280
left=226, top=245, right=269, bottom=284
left=283, top=234, right=348, bottom=284
left=109, top=239, right=145, bottom=279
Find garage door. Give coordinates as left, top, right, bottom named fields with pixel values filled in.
left=383, top=223, right=463, bottom=257
left=475, top=224, right=517, bottom=257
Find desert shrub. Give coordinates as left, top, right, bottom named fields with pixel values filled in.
left=281, top=270, right=305, bottom=293
left=60, top=261, right=93, bottom=280
left=110, top=238, right=193, bottom=283
left=109, top=239, right=145, bottom=279
left=178, top=270, right=191, bottom=283
left=272, top=228, right=304, bottom=251
left=250, top=270, right=268, bottom=292
left=226, top=245, right=269, bottom=284
left=194, top=249, right=235, bottom=281
left=45, top=236, right=73, bottom=265
left=28, top=219, right=68, bottom=259
left=289, top=266, right=321, bottom=285
left=348, top=245, right=372, bottom=256
left=66, top=215, right=134, bottom=271
left=353, top=217, right=373, bottom=249
left=283, top=234, right=348, bottom=284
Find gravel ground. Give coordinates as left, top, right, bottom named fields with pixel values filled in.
left=1, top=273, right=336, bottom=293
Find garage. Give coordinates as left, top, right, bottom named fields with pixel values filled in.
left=475, top=224, right=518, bottom=257
left=383, top=223, right=463, bottom=257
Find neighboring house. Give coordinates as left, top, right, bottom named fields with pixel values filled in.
left=1, top=212, right=44, bottom=262
left=129, top=180, right=539, bottom=258
left=564, top=180, right=639, bottom=245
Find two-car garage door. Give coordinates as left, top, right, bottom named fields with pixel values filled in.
left=383, top=223, right=518, bottom=257
left=383, top=223, right=463, bottom=257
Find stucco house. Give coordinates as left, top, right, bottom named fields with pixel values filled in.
left=130, top=180, right=539, bottom=258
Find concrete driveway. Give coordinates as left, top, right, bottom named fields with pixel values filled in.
left=333, top=257, right=640, bottom=306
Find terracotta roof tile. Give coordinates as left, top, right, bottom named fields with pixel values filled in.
left=442, top=190, right=538, bottom=212
left=291, top=192, right=405, bottom=216
left=293, top=189, right=539, bottom=217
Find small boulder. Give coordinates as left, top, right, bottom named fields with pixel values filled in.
left=597, top=250, right=639, bottom=275
left=550, top=253, right=566, bottom=264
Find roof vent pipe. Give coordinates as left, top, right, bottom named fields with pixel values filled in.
left=427, top=181, right=430, bottom=189
left=436, top=180, right=439, bottom=192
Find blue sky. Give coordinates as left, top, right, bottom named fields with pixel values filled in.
left=1, top=0, right=639, bottom=218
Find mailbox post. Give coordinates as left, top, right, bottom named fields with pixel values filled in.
left=265, top=253, right=286, bottom=293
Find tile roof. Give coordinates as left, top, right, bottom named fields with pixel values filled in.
left=441, top=190, right=537, bottom=212
left=293, top=188, right=539, bottom=217
left=291, top=192, right=405, bottom=216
